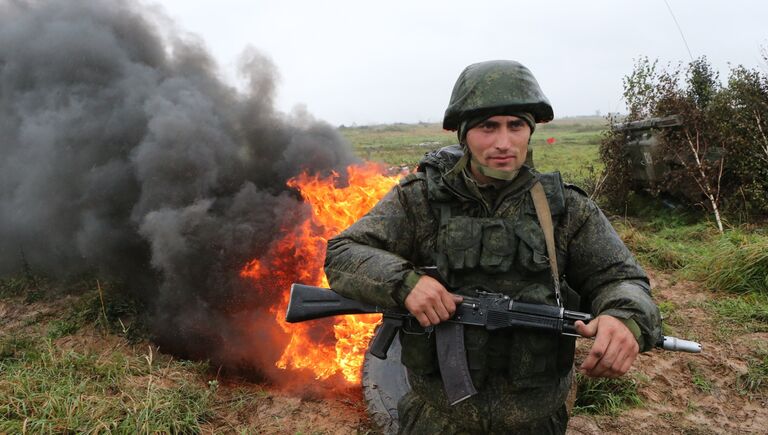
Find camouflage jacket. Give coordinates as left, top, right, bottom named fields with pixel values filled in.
left=325, top=145, right=661, bottom=348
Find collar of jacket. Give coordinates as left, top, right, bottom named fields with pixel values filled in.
left=418, top=144, right=538, bottom=206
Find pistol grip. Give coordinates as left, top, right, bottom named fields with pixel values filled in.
left=368, top=317, right=402, bottom=360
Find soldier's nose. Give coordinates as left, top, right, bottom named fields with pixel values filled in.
left=495, top=133, right=514, bottom=150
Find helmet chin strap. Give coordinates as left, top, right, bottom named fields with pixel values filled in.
left=470, top=154, right=520, bottom=181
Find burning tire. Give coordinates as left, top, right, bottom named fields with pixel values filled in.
left=362, top=335, right=410, bottom=435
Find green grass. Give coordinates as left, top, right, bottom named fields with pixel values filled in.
left=739, top=349, right=768, bottom=395
left=40, top=281, right=147, bottom=342
left=532, top=116, right=608, bottom=146
left=0, top=271, right=45, bottom=302
left=705, top=293, right=768, bottom=333
left=615, top=216, right=768, bottom=335
left=1, top=279, right=371, bottom=434
left=573, top=373, right=644, bottom=415
left=688, top=362, right=713, bottom=394
left=690, top=232, right=768, bottom=294
left=339, top=117, right=606, bottom=171
left=530, top=144, right=602, bottom=187
left=0, top=339, right=216, bottom=433
left=615, top=219, right=720, bottom=272
left=0, top=274, right=213, bottom=433
left=0, top=275, right=34, bottom=298
left=340, top=122, right=457, bottom=166
left=656, top=300, right=683, bottom=337
left=0, top=336, right=36, bottom=360
left=0, top=280, right=205, bottom=433
left=657, top=300, right=677, bottom=318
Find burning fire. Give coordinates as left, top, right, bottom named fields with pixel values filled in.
left=240, top=163, right=403, bottom=383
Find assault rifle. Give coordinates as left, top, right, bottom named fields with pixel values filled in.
left=286, top=283, right=701, bottom=405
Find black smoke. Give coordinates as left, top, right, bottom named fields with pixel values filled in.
left=0, top=0, right=357, bottom=379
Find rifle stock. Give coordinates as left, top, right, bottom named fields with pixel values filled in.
left=285, top=283, right=386, bottom=322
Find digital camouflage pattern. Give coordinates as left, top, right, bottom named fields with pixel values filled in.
left=399, top=373, right=570, bottom=434
left=443, top=60, right=554, bottom=131
left=324, top=146, right=661, bottom=433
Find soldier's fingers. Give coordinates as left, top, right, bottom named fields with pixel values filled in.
left=415, top=311, right=431, bottom=328
left=586, top=354, right=609, bottom=377
left=591, top=341, right=621, bottom=377
left=433, top=301, right=451, bottom=322
left=425, top=308, right=442, bottom=326
left=603, top=351, right=627, bottom=377
left=612, top=338, right=638, bottom=376
left=574, top=320, right=597, bottom=338
left=439, top=292, right=459, bottom=316
left=580, top=333, right=611, bottom=374
left=607, top=348, right=634, bottom=378
left=579, top=352, right=599, bottom=375
left=597, top=334, right=639, bottom=377
left=617, top=349, right=637, bottom=375
left=405, top=297, right=428, bottom=318
left=601, top=330, right=635, bottom=373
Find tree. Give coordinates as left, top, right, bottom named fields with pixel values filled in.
left=601, top=56, right=768, bottom=228
left=711, top=66, right=768, bottom=217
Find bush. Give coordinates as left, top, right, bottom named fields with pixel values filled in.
left=600, top=55, right=768, bottom=223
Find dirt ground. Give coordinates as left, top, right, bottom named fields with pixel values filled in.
left=567, top=270, right=768, bottom=434
left=2, top=269, right=765, bottom=434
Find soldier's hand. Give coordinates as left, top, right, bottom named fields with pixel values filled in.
left=574, top=315, right=639, bottom=378
left=404, top=275, right=463, bottom=327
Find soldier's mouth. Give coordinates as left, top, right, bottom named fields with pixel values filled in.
left=488, top=155, right=516, bottom=163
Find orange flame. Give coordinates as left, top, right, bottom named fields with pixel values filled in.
left=240, top=163, right=403, bottom=383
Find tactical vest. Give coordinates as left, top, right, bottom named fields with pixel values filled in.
left=400, top=166, right=580, bottom=389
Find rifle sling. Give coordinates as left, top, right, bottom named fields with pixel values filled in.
left=530, top=181, right=562, bottom=308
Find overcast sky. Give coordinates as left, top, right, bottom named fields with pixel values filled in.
left=152, top=0, right=767, bottom=126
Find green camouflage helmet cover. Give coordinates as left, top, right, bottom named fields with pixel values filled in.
left=443, top=60, right=554, bottom=130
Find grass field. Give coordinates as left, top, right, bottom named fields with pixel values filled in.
left=2, top=118, right=767, bottom=433
left=340, top=116, right=607, bottom=178
left=0, top=280, right=369, bottom=434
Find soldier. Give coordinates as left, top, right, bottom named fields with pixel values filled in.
left=324, top=60, right=661, bottom=434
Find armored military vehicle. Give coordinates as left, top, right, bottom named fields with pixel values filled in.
left=612, top=114, right=725, bottom=204
left=612, top=114, right=683, bottom=190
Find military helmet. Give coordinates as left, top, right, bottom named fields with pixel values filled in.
left=443, top=60, right=554, bottom=131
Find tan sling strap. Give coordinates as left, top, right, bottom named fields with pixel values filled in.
left=530, top=181, right=563, bottom=308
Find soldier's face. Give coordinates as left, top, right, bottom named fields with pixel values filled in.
left=465, top=115, right=531, bottom=182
